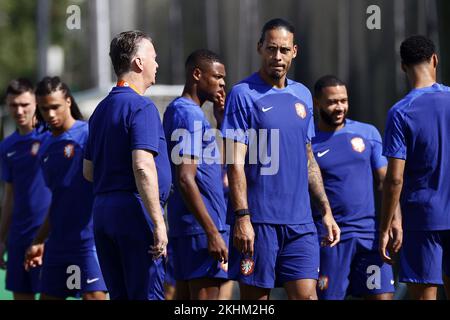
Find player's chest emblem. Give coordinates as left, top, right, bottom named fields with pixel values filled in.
left=350, top=137, right=366, bottom=153
left=30, top=141, right=41, bottom=156
left=318, top=275, right=329, bottom=291
left=240, top=258, right=255, bottom=276
left=295, top=103, right=307, bottom=119
left=63, top=143, right=75, bottom=159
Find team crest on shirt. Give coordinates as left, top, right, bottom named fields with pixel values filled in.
left=30, top=141, right=41, bottom=156
left=63, top=143, right=75, bottom=159
left=350, top=137, right=366, bottom=153
left=295, top=103, right=307, bottom=119
left=220, top=261, right=228, bottom=272
left=240, top=258, right=255, bottom=276
left=318, top=275, right=329, bottom=291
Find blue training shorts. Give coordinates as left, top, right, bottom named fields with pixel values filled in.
left=6, top=242, right=41, bottom=294
left=228, top=223, right=319, bottom=289
left=40, top=248, right=106, bottom=299
left=317, top=236, right=395, bottom=299
left=399, top=230, right=450, bottom=285
left=170, top=231, right=229, bottom=282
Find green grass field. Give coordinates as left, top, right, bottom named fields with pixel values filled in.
left=0, top=269, right=13, bottom=300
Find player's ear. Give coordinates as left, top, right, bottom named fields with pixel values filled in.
left=193, top=67, right=202, bottom=81
left=292, top=44, right=298, bottom=58
left=432, top=54, right=438, bottom=69
left=257, top=41, right=263, bottom=54
left=66, top=96, right=72, bottom=108
left=134, top=57, right=144, bottom=72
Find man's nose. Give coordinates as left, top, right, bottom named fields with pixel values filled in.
left=336, top=102, right=345, bottom=111
left=274, top=49, right=283, bottom=60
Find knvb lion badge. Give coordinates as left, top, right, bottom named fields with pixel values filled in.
left=295, top=103, right=307, bottom=119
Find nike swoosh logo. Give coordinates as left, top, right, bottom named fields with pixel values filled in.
left=317, top=150, right=330, bottom=158
left=390, top=280, right=395, bottom=285
left=43, top=156, right=49, bottom=163
left=87, top=278, right=99, bottom=284
left=262, top=107, right=273, bottom=112
left=7, top=151, right=16, bottom=158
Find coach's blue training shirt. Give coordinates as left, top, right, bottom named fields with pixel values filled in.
left=221, top=72, right=315, bottom=225
left=312, top=119, right=387, bottom=240
left=383, top=83, right=450, bottom=231
left=39, top=121, right=94, bottom=251
left=85, top=86, right=171, bottom=206
left=0, top=129, right=51, bottom=244
left=163, top=97, right=227, bottom=237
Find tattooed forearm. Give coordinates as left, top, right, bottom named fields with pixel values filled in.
left=307, top=144, right=331, bottom=216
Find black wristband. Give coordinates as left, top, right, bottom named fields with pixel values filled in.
left=234, top=209, right=250, bottom=217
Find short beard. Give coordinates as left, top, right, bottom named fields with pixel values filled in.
left=269, top=71, right=283, bottom=80
left=320, top=109, right=346, bottom=128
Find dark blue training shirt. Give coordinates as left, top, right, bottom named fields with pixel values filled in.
left=39, top=121, right=94, bottom=252
left=85, top=86, right=171, bottom=206
left=312, top=119, right=387, bottom=240
left=0, top=129, right=51, bottom=245
left=383, top=83, right=450, bottom=231
left=163, top=97, right=227, bottom=237
left=221, top=72, right=315, bottom=226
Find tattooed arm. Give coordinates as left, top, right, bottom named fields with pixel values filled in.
left=307, top=143, right=340, bottom=247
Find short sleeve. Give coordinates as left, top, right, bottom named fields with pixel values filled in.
left=383, top=108, right=407, bottom=160
left=306, top=92, right=315, bottom=143
left=221, top=87, right=251, bottom=144
left=171, top=109, right=203, bottom=159
left=368, top=125, right=388, bottom=169
left=130, top=103, right=160, bottom=154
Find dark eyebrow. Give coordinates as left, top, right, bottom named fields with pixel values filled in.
left=40, top=103, right=60, bottom=109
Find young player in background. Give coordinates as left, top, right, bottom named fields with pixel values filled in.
left=24, top=77, right=106, bottom=300
left=0, top=79, right=51, bottom=300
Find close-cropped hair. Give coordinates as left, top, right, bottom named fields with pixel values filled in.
left=400, top=35, right=436, bottom=66
left=314, top=75, right=347, bottom=98
left=5, top=78, right=35, bottom=97
left=258, top=18, right=296, bottom=44
left=185, top=49, right=224, bottom=75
